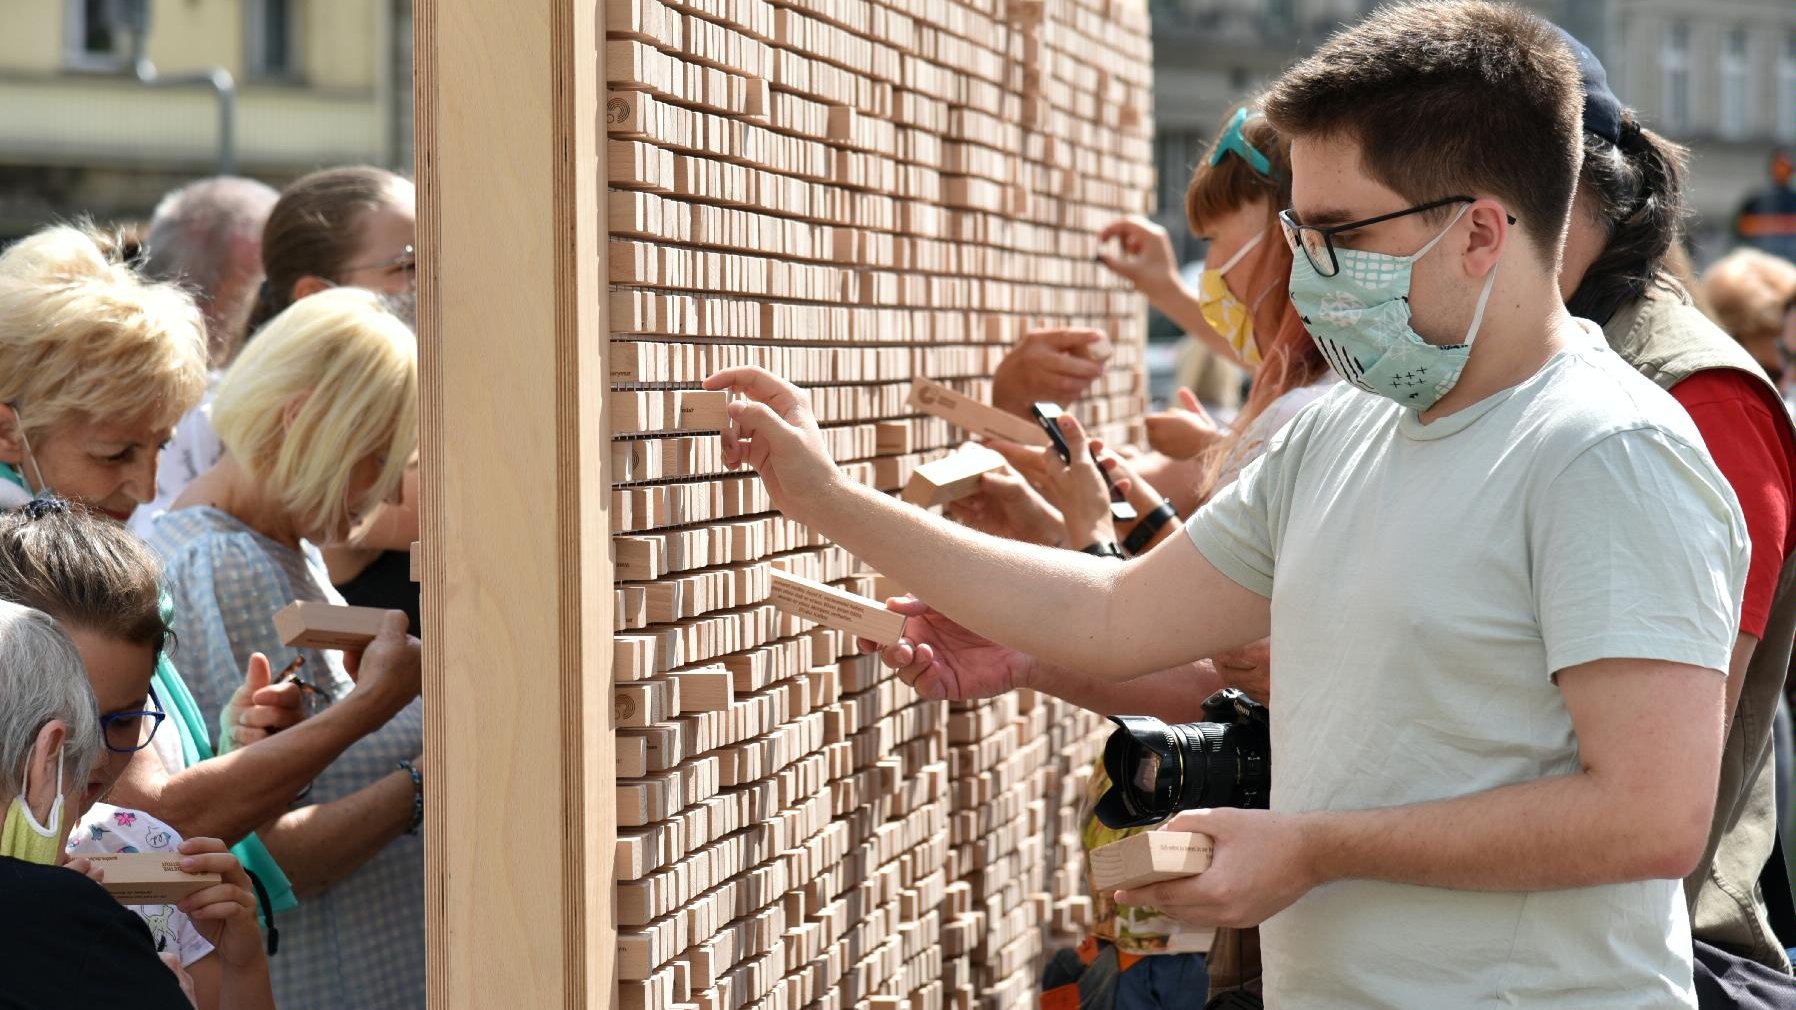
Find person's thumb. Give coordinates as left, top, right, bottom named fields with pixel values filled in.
left=1177, top=387, right=1208, bottom=416
left=244, top=653, right=271, bottom=693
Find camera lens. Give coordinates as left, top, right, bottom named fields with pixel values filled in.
left=1093, top=693, right=1271, bottom=829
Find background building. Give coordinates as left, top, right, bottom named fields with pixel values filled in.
left=0, top=0, right=413, bottom=240
left=1151, top=0, right=1796, bottom=269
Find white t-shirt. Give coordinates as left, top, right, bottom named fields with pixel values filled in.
left=67, top=803, right=216, bottom=968
left=1186, top=326, right=1747, bottom=1009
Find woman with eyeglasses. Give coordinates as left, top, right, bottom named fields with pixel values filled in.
left=149, top=286, right=425, bottom=1010
left=239, top=166, right=424, bottom=637
left=0, top=504, right=276, bottom=1010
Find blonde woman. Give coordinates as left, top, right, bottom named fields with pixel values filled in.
left=149, top=287, right=423, bottom=1010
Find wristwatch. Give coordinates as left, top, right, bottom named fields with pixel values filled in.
left=398, top=759, right=424, bottom=835
left=1122, top=500, right=1180, bottom=556
left=1080, top=541, right=1125, bottom=560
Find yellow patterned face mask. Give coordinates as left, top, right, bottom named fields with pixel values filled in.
left=1197, top=229, right=1268, bottom=366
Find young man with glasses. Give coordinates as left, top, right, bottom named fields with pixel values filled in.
left=706, top=2, right=1746, bottom=1006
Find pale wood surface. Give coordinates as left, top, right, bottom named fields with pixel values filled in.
left=419, top=0, right=612, bottom=1007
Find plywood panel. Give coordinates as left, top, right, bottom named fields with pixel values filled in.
left=420, top=0, right=613, bottom=1007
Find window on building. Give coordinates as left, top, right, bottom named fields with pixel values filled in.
left=1663, top=21, right=1692, bottom=133
left=246, top=0, right=298, bottom=79
left=1719, top=27, right=1750, bottom=139
left=1779, top=34, right=1796, bottom=143
left=65, top=0, right=126, bottom=70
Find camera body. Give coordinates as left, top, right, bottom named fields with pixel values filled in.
left=1094, top=688, right=1271, bottom=829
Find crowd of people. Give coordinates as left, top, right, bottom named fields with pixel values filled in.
left=3, top=1, right=1796, bottom=1008
left=709, top=4, right=1796, bottom=1010
left=0, top=165, right=423, bottom=1008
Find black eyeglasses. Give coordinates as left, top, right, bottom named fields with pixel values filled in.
left=342, top=244, right=416, bottom=278
left=1278, top=196, right=1479, bottom=279
left=101, top=692, right=167, bottom=754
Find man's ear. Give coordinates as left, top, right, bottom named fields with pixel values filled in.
left=1462, top=199, right=1510, bottom=279
left=0, top=403, right=25, bottom=467
left=291, top=275, right=333, bottom=302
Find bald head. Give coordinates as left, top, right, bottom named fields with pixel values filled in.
left=145, top=176, right=279, bottom=366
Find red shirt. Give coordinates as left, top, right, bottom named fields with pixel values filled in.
left=1669, top=369, right=1796, bottom=640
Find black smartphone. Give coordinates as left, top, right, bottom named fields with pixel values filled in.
left=1031, top=402, right=1137, bottom=523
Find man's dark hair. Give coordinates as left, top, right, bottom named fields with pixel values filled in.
left=1263, top=1, right=1583, bottom=259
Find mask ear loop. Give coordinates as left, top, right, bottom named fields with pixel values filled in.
left=7, top=404, right=52, bottom=499
left=17, top=743, right=65, bottom=836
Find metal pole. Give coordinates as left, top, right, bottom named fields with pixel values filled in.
left=121, top=0, right=237, bottom=176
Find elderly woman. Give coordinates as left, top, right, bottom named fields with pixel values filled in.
left=0, top=224, right=423, bottom=940
left=150, top=285, right=424, bottom=1009
left=0, top=597, right=256, bottom=1006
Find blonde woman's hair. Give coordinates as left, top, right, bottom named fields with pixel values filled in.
left=0, top=225, right=207, bottom=439
left=213, top=287, right=417, bottom=542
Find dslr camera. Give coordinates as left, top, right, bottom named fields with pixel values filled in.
left=1094, top=688, right=1271, bottom=829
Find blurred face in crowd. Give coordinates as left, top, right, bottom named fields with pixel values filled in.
left=0, top=406, right=172, bottom=522
left=292, top=180, right=417, bottom=308
left=64, top=626, right=158, bottom=811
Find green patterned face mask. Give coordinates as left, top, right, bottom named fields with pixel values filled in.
left=2, top=745, right=66, bottom=866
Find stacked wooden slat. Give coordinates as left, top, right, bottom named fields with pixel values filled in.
left=607, top=0, right=1154, bottom=1003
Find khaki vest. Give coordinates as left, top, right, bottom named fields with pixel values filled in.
left=1604, top=279, right=1796, bottom=972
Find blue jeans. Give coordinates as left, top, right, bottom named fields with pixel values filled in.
left=1114, top=951, right=1210, bottom=1010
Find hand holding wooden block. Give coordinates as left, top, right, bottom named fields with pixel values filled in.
left=767, top=569, right=907, bottom=645
left=273, top=602, right=390, bottom=651
left=908, top=377, right=1049, bottom=447
left=1089, top=831, right=1214, bottom=891
left=675, top=390, right=730, bottom=430
left=901, top=445, right=1006, bottom=508
left=86, top=852, right=223, bottom=905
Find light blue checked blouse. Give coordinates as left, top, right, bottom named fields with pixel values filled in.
left=148, top=506, right=424, bottom=1010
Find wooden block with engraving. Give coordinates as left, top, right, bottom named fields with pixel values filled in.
left=766, top=569, right=907, bottom=645
left=273, top=601, right=389, bottom=651
left=1088, top=831, right=1214, bottom=891
left=901, top=445, right=1005, bottom=508
left=87, top=852, right=223, bottom=905
left=907, top=377, right=1048, bottom=447
left=675, top=390, right=729, bottom=430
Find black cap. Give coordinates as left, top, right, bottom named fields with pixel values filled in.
left=1556, top=26, right=1624, bottom=146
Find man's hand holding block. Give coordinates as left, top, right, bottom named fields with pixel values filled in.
left=86, top=852, right=223, bottom=905
left=908, top=377, right=1049, bottom=446
left=767, top=569, right=907, bottom=645
left=274, top=601, right=390, bottom=651
left=1089, top=831, right=1215, bottom=891
left=901, top=445, right=1007, bottom=508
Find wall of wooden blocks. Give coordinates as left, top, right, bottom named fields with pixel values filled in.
left=607, top=0, right=1154, bottom=1006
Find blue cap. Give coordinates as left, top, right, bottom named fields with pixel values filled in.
left=1556, top=26, right=1624, bottom=146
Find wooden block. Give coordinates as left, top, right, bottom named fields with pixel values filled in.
left=670, top=668, right=734, bottom=711
left=907, top=378, right=1048, bottom=447
left=273, top=601, right=389, bottom=651
left=1088, top=831, right=1213, bottom=891
left=617, top=734, right=649, bottom=778
left=767, top=569, right=907, bottom=645
left=85, top=852, right=223, bottom=904
left=1080, top=333, right=1114, bottom=362
left=676, top=390, right=730, bottom=430
left=900, top=446, right=1005, bottom=508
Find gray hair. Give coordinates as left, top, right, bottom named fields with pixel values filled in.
left=144, top=176, right=279, bottom=362
left=0, top=599, right=100, bottom=808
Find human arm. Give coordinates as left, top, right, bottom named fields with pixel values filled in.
left=110, top=613, right=421, bottom=845
left=1118, top=657, right=1726, bottom=926
left=990, top=328, right=1110, bottom=418
left=860, top=596, right=1227, bottom=720
left=174, top=837, right=275, bottom=1010
left=707, top=366, right=1270, bottom=680
left=1096, top=217, right=1245, bottom=364
left=257, top=767, right=417, bottom=899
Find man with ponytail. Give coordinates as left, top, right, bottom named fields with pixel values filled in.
left=1557, top=31, right=1796, bottom=998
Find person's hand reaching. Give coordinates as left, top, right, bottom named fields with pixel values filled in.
left=1144, top=388, right=1226, bottom=460
left=946, top=468, right=1065, bottom=547
left=1097, top=216, right=1180, bottom=300
left=857, top=597, right=1035, bottom=702
left=704, top=367, right=843, bottom=525
left=991, top=328, right=1108, bottom=417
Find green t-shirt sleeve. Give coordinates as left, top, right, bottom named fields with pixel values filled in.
left=1532, top=426, right=1749, bottom=677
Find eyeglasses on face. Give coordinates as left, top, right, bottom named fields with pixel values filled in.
left=1278, top=196, right=1478, bottom=278
left=342, top=244, right=416, bottom=278
left=100, top=703, right=166, bottom=754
